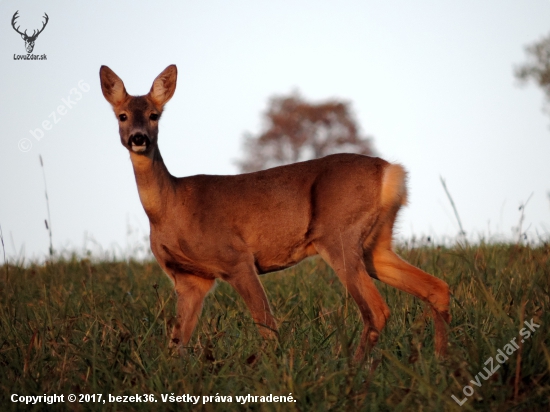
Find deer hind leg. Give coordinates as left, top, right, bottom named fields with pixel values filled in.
left=367, top=221, right=451, bottom=356
left=171, top=275, right=216, bottom=347
left=315, top=238, right=390, bottom=361
left=224, top=262, right=278, bottom=340
left=362, top=162, right=451, bottom=357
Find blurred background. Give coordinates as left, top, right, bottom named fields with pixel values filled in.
left=1, top=0, right=550, bottom=262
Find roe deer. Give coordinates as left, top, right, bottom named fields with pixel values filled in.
left=99, top=64, right=451, bottom=359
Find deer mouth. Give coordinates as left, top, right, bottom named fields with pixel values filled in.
left=129, top=134, right=150, bottom=152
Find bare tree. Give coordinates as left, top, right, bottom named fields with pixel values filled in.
left=515, top=32, right=550, bottom=114
left=238, top=93, right=375, bottom=172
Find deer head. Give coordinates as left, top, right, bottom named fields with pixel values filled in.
left=11, top=11, right=49, bottom=54
left=99, top=65, right=177, bottom=155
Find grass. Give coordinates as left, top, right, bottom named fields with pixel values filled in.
left=0, top=242, right=549, bottom=411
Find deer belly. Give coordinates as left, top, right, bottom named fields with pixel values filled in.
left=253, top=242, right=316, bottom=274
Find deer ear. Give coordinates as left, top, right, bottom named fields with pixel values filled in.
left=100, top=66, right=128, bottom=107
left=149, top=65, right=177, bottom=107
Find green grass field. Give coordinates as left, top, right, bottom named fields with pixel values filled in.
left=0, top=243, right=548, bottom=411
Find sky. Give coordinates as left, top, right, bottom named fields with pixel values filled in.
left=1, top=0, right=550, bottom=262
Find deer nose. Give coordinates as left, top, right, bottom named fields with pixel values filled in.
left=130, top=133, right=149, bottom=147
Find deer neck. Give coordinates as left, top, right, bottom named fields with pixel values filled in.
left=129, top=147, right=173, bottom=223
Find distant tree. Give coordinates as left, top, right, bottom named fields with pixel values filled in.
left=515, top=32, right=550, bottom=114
left=238, top=93, right=375, bottom=172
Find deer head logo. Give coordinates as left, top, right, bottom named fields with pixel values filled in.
left=11, top=11, right=49, bottom=54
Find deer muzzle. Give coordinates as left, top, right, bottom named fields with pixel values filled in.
left=129, top=133, right=150, bottom=152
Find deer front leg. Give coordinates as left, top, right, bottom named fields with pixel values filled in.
left=171, top=275, right=215, bottom=347
left=225, top=263, right=278, bottom=340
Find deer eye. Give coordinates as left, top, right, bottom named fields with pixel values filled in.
left=118, top=114, right=127, bottom=122
left=149, top=113, right=159, bottom=121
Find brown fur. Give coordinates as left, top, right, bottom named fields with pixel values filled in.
left=100, top=65, right=451, bottom=359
